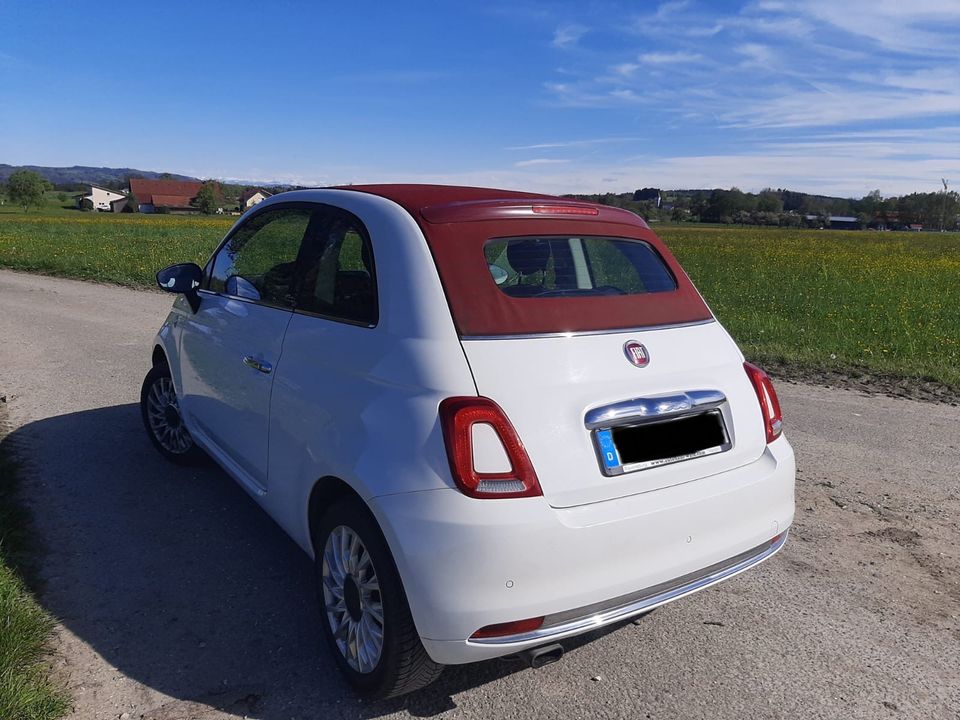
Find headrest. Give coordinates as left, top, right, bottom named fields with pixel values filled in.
left=506, top=239, right=550, bottom=276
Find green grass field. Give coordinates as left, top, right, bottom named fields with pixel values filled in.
left=0, top=213, right=232, bottom=285
left=658, top=226, right=960, bottom=386
left=0, top=190, right=89, bottom=217
left=0, top=434, right=69, bottom=720
left=0, top=213, right=957, bottom=387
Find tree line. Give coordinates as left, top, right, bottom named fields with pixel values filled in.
left=568, top=186, right=960, bottom=230
left=5, top=167, right=958, bottom=228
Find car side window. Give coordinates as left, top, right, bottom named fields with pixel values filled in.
left=297, top=208, right=378, bottom=326
left=208, top=207, right=312, bottom=308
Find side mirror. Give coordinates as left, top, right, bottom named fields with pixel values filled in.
left=224, top=275, right=261, bottom=301
left=156, top=263, right=203, bottom=312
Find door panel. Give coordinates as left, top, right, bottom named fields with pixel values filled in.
left=177, top=205, right=313, bottom=492
left=179, top=296, right=292, bottom=491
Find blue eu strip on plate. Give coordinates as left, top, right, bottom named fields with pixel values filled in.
left=595, top=429, right=621, bottom=470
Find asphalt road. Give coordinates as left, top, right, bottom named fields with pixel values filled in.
left=1, top=269, right=958, bottom=720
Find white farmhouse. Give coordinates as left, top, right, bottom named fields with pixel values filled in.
left=239, top=187, right=272, bottom=210
left=76, top=185, right=127, bottom=212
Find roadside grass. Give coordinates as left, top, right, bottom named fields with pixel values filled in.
left=0, top=212, right=958, bottom=388
left=0, top=428, right=69, bottom=720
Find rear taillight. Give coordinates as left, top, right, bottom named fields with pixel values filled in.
left=744, top=362, right=783, bottom=443
left=439, top=397, right=542, bottom=499
left=470, top=616, right=544, bottom=639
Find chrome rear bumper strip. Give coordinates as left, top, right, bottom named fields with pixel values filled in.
left=469, top=531, right=788, bottom=646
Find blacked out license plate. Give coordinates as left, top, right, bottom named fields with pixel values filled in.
left=593, top=410, right=730, bottom=476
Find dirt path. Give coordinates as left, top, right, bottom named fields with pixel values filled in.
left=1, top=269, right=958, bottom=720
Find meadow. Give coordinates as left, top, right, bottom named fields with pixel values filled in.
left=659, top=226, right=960, bottom=388
left=0, top=212, right=957, bottom=388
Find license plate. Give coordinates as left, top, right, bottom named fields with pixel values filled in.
left=593, top=410, right=730, bottom=476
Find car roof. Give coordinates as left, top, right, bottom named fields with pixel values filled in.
left=338, top=183, right=644, bottom=226
left=337, top=184, right=557, bottom=214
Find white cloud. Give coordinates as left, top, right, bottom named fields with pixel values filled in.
left=609, top=89, right=642, bottom=101
left=545, top=1, right=960, bottom=130
left=514, top=158, right=571, bottom=167
left=686, top=23, right=725, bottom=37
left=638, top=51, right=703, bottom=64
left=735, top=43, right=775, bottom=66
left=653, top=0, right=691, bottom=19
left=506, top=137, right=643, bottom=150
left=551, top=24, right=588, bottom=49
left=723, top=84, right=960, bottom=128
left=799, top=0, right=960, bottom=56
left=611, top=62, right=639, bottom=77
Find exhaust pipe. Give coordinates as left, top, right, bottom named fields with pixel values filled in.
left=517, top=643, right=564, bottom=669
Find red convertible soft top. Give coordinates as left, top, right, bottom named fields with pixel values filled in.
left=344, top=184, right=713, bottom=337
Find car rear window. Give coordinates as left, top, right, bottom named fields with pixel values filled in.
left=484, top=236, right=677, bottom=298
left=415, top=217, right=713, bottom=337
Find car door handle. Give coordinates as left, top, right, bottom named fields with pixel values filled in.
left=242, top=356, right=272, bottom=374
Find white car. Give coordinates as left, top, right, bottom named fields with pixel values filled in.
left=142, top=185, right=795, bottom=698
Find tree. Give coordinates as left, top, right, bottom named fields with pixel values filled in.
left=5, top=169, right=51, bottom=212
left=194, top=181, right=223, bottom=214
left=757, top=188, right=783, bottom=213
left=124, top=189, right=140, bottom=213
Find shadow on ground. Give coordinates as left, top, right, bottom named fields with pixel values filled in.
left=4, top=404, right=624, bottom=719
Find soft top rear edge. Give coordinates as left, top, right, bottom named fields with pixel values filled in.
left=338, top=184, right=646, bottom=227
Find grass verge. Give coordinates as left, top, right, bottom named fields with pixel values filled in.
left=0, top=422, right=69, bottom=720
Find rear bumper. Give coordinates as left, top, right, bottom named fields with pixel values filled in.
left=472, top=531, right=786, bottom=647
left=371, top=437, right=795, bottom=665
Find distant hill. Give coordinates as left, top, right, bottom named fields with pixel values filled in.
left=0, top=164, right=199, bottom=189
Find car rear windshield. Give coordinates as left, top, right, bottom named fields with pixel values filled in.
left=484, top=236, right=677, bottom=298
left=417, top=218, right=713, bottom=337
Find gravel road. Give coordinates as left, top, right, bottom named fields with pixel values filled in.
left=1, top=269, right=958, bottom=720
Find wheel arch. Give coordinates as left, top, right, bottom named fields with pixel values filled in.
left=152, top=343, right=168, bottom=368
left=304, top=476, right=413, bottom=599
left=307, top=476, right=370, bottom=554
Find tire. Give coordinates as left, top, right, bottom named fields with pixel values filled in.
left=140, top=362, right=205, bottom=466
left=314, top=498, right=443, bottom=698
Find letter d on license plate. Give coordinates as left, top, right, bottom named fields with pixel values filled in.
left=595, top=429, right=622, bottom=472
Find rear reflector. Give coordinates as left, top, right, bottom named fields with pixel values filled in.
left=531, top=204, right=599, bottom=216
left=439, top=396, right=542, bottom=499
left=743, top=362, right=783, bottom=443
left=470, top=616, right=545, bottom=639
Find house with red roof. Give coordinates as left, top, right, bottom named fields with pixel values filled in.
left=129, top=178, right=203, bottom=213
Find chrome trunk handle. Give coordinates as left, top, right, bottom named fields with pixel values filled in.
left=584, top=390, right=726, bottom=429
left=242, top=356, right=272, bottom=374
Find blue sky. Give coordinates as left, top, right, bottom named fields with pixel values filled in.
left=2, top=0, right=959, bottom=197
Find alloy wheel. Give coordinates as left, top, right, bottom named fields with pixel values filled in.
left=321, top=525, right=385, bottom=673
left=145, top=377, right=193, bottom=454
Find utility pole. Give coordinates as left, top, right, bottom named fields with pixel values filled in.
left=941, top=178, right=950, bottom=232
